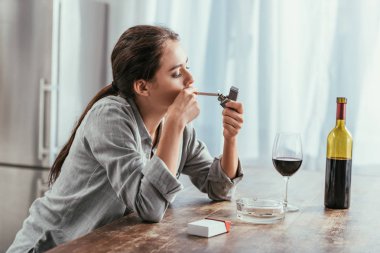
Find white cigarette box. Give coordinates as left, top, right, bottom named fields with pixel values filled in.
left=187, top=218, right=231, bottom=238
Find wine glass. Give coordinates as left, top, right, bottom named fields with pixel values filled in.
left=272, top=132, right=303, bottom=212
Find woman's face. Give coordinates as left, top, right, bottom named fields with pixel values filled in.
left=146, top=40, right=193, bottom=111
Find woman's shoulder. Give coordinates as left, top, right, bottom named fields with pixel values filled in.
left=82, top=95, right=136, bottom=130
left=89, top=95, right=133, bottom=117
left=93, top=95, right=130, bottom=109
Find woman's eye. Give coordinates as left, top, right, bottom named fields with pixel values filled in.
left=172, top=66, right=190, bottom=78
left=172, top=72, right=182, bottom=78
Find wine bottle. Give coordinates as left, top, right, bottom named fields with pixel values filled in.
left=324, top=97, right=353, bottom=209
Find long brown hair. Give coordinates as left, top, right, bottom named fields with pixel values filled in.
left=48, top=25, right=179, bottom=186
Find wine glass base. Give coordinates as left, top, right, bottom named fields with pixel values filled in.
left=285, top=204, right=299, bottom=212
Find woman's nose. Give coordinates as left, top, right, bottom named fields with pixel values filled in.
left=183, top=68, right=194, bottom=87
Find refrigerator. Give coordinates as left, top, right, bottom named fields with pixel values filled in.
left=0, top=0, right=108, bottom=251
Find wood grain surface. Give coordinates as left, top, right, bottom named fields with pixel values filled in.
left=48, top=166, right=380, bottom=253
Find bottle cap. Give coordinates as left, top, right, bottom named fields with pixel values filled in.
left=337, top=97, right=347, bottom=104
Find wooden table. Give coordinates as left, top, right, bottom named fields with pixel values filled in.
left=48, top=166, right=380, bottom=253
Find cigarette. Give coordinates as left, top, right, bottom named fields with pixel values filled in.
left=194, top=91, right=220, bottom=97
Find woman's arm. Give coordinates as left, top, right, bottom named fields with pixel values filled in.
left=220, top=101, right=244, bottom=179
left=155, top=116, right=185, bottom=176
left=84, top=102, right=183, bottom=223
left=181, top=126, right=244, bottom=201
left=156, top=88, right=199, bottom=176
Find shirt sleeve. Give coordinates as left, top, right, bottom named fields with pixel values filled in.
left=83, top=103, right=183, bottom=222
left=181, top=126, right=244, bottom=201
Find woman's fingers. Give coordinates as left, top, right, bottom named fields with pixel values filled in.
left=223, top=114, right=243, bottom=130
left=223, top=123, right=239, bottom=135
left=222, top=101, right=244, bottom=139
left=222, top=108, right=244, bottom=124
left=225, top=101, right=243, bottom=114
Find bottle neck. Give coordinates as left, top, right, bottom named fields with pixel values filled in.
left=336, top=103, right=346, bottom=127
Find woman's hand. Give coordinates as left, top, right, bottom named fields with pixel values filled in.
left=158, top=87, right=199, bottom=176
left=222, top=101, right=244, bottom=140
left=166, top=87, right=200, bottom=128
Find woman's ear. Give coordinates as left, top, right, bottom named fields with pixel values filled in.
left=133, top=80, right=150, bottom=96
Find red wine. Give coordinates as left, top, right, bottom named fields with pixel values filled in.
left=324, top=158, right=352, bottom=209
left=272, top=157, right=302, bottom=176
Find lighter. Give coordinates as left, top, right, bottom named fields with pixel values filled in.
left=195, top=86, right=239, bottom=108
left=218, top=86, right=239, bottom=108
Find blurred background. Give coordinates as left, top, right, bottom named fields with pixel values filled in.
left=1, top=0, right=379, bottom=251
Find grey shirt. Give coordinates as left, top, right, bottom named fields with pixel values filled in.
left=7, top=95, right=243, bottom=253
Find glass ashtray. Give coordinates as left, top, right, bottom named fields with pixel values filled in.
left=236, top=198, right=285, bottom=224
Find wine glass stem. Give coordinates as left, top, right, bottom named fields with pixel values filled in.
left=283, top=176, right=290, bottom=208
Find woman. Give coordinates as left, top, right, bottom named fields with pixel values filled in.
left=7, top=25, right=244, bottom=253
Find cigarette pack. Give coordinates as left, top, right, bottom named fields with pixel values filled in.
left=187, top=218, right=231, bottom=238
